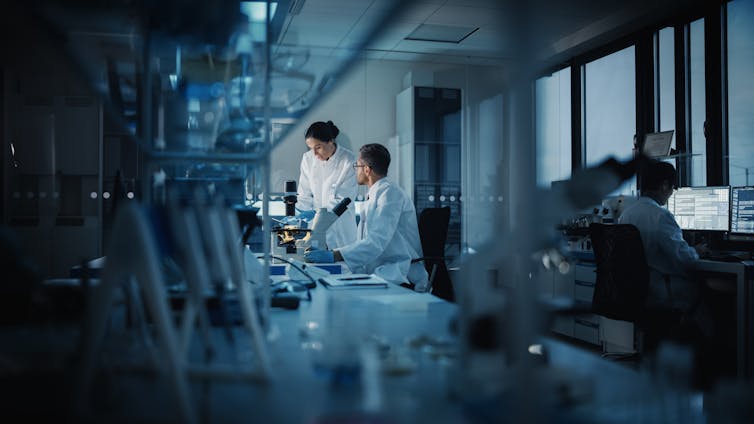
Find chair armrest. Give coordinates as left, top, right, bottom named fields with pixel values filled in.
left=411, top=256, right=445, bottom=264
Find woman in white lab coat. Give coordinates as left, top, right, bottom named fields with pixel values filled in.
left=297, top=121, right=358, bottom=249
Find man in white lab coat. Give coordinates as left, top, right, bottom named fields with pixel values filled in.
left=618, top=161, right=707, bottom=312
left=619, top=160, right=735, bottom=388
left=305, top=143, right=429, bottom=291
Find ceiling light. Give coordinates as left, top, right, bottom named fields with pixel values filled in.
left=405, top=24, right=479, bottom=44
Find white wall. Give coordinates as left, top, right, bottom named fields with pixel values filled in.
left=269, top=58, right=457, bottom=192
left=269, top=57, right=510, bottom=249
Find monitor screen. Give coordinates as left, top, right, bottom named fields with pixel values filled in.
left=642, top=130, right=674, bottom=157
left=666, top=186, right=730, bottom=231
left=731, top=186, right=754, bottom=234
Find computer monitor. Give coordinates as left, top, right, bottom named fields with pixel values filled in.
left=642, top=130, right=674, bottom=157
left=731, top=186, right=754, bottom=234
left=666, top=186, right=730, bottom=231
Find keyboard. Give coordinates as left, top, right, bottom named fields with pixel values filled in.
left=701, top=251, right=752, bottom=262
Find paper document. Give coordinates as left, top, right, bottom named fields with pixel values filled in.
left=319, top=273, right=389, bottom=289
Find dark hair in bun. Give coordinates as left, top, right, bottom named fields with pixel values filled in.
left=305, top=120, right=339, bottom=142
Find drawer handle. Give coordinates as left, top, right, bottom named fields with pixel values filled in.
left=575, top=280, right=595, bottom=287
left=575, top=319, right=599, bottom=329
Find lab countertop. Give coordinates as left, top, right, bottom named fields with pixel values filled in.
left=1, top=270, right=724, bottom=423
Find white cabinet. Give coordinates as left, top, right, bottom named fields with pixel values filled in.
left=543, top=257, right=637, bottom=353
left=551, top=266, right=575, bottom=337
left=571, top=263, right=601, bottom=345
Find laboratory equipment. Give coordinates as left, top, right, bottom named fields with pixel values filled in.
left=272, top=180, right=310, bottom=257
left=666, top=186, right=730, bottom=231
left=284, top=180, right=298, bottom=217
left=307, top=197, right=352, bottom=250
left=272, top=226, right=311, bottom=256
left=75, top=199, right=271, bottom=424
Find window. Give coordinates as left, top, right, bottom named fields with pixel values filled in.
left=727, top=0, right=754, bottom=186
left=584, top=46, right=636, bottom=195
left=658, top=27, right=676, bottom=135
left=689, top=18, right=706, bottom=186
left=535, top=67, right=571, bottom=187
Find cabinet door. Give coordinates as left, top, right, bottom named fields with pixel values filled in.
left=443, top=143, right=461, bottom=183
left=599, top=316, right=636, bottom=353
left=573, top=264, right=596, bottom=304
left=56, top=96, right=99, bottom=175
left=13, top=101, right=55, bottom=175
left=5, top=73, right=103, bottom=278
left=414, top=87, right=438, bottom=142
left=414, top=143, right=436, bottom=183
left=574, top=315, right=600, bottom=345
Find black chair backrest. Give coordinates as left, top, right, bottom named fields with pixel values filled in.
left=417, top=207, right=454, bottom=301
left=589, top=223, right=650, bottom=322
left=418, top=207, right=451, bottom=260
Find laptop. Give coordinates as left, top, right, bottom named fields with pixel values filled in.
left=642, top=130, right=674, bottom=157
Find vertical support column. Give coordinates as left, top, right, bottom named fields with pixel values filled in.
left=675, top=23, right=692, bottom=187
left=704, top=2, right=726, bottom=185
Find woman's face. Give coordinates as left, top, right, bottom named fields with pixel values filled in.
left=306, top=137, right=336, bottom=161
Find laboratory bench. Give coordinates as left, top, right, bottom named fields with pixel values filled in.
left=540, top=242, right=754, bottom=381
left=5, top=269, right=749, bottom=423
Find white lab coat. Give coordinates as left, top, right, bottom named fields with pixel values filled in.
left=338, top=178, right=429, bottom=291
left=297, top=144, right=358, bottom=249
left=618, top=196, right=700, bottom=310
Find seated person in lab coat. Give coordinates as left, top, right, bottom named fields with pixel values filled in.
left=619, top=160, right=734, bottom=387
left=297, top=120, right=358, bottom=249
left=618, top=160, right=707, bottom=313
left=305, top=143, right=429, bottom=291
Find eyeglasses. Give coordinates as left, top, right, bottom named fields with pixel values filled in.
left=352, top=162, right=367, bottom=169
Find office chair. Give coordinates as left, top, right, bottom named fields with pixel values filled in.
left=412, top=207, right=455, bottom=302
left=589, top=223, right=649, bottom=323
left=589, top=223, right=686, bottom=355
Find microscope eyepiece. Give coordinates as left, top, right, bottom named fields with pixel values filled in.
left=283, top=180, right=297, bottom=216
left=332, top=197, right=351, bottom=217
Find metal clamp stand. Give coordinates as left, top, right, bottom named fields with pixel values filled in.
left=74, top=202, right=195, bottom=423
left=74, top=198, right=271, bottom=423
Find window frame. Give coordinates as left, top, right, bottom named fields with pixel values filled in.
left=532, top=3, right=736, bottom=190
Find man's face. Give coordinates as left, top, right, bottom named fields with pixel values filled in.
left=354, top=156, right=369, bottom=185
left=659, top=180, right=675, bottom=205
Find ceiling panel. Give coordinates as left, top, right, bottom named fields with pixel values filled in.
left=281, top=30, right=345, bottom=48
left=366, top=21, right=420, bottom=50
left=392, top=39, right=497, bottom=58
left=362, top=49, right=387, bottom=60
left=424, top=5, right=501, bottom=27
left=388, top=2, right=445, bottom=23
left=338, top=24, right=382, bottom=49
left=280, top=0, right=690, bottom=67
left=299, top=0, right=374, bottom=16
left=284, top=12, right=358, bottom=47
left=457, top=26, right=514, bottom=52
left=444, top=0, right=511, bottom=8
left=381, top=51, right=426, bottom=62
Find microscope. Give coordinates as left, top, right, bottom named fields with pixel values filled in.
left=271, top=180, right=310, bottom=257
left=305, top=197, right=352, bottom=250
